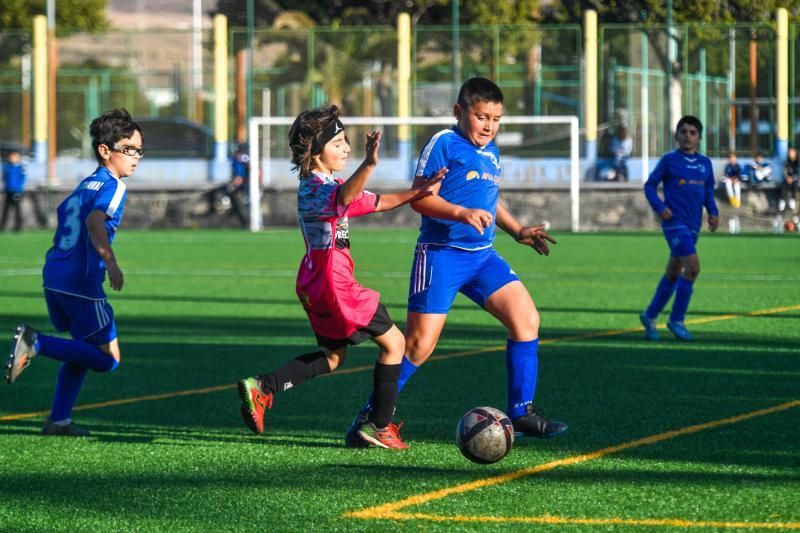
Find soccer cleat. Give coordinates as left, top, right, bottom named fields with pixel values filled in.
left=511, top=404, right=568, bottom=439
left=357, top=421, right=409, bottom=449
left=237, top=377, right=273, bottom=434
left=639, top=312, right=660, bottom=341
left=667, top=320, right=694, bottom=341
left=344, top=407, right=371, bottom=448
left=6, top=324, right=39, bottom=385
left=41, top=417, right=90, bottom=437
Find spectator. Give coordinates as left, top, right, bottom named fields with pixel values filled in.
left=779, top=146, right=799, bottom=213
left=610, top=125, right=632, bottom=181
left=749, top=152, right=772, bottom=187
left=207, top=143, right=249, bottom=226
left=722, top=152, right=742, bottom=208
left=1, top=148, right=26, bottom=232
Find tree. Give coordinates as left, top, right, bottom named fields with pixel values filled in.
left=0, top=0, right=108, bottom=32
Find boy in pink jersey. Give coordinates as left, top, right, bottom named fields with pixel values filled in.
left=237, top=105, right=444, bottom=448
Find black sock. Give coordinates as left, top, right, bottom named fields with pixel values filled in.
left=258, top=350, right=330, bottom=394
left=369, top=363, right=401, bottom=428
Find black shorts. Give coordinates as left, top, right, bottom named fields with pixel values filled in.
left=314, top=303, right=394, bottom=351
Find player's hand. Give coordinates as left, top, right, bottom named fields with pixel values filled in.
left=708, top=214, right=719, bottom=232
left=106, top=260, right=124, bottom=291
left=516, top=224, right=557, bottom=256
left=457, top=208, right=493, bottom=235
left=411, top=167, right=447, bottom=197
left=661, top=207, right=673, bottom=221
left=364, top=130, right=382, bottom=166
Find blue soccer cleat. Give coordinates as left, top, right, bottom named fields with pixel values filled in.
left=344, top=407, right=371, bottom=448
left=511, top=405, right=568, bottom=439
left=639, top=312, right=660, bottom=341
left=667, top=320, right=694, bottom=341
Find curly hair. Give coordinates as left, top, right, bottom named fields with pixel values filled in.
left=90, top=108, right=143, bottom=164
left=288, top=105, right=347, bottom=177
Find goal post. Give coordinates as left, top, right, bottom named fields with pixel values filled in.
left=248, top=115, right=580, bottom=233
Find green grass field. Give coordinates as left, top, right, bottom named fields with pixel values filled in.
left=0, top=228, right=798, bottom=531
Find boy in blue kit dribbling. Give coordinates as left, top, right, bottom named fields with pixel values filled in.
left=5, top=109, right=143, bottom=436
left=345, top=77, right=567, bottom=446
left=640, top=115, right=719, bottom=342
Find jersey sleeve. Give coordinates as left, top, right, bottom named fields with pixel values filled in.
left=644, top=155, right=668, bottom=214
left=94, top=179, right=127, bottom=218
left=338, top=189, right=378, bottom=218
left=415, top=131, right=450, bottom=179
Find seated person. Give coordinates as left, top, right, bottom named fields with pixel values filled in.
left=610, top=126, right=632, bottom=181
left=722, top=152, right=742, bottom=208
left=749, top=152, right=772, bottom=186
left=780, top=146, right=799, bottom=213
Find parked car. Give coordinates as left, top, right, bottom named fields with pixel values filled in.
left=133, top=118, right=214, bottom=158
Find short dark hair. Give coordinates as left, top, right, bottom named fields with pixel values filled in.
left=90, top=109, right=143, bottom=164
left=457, top=77, right=504, bottom=109
left=675, top=115, right=703, bottom=137
left=288, top=105, right=347, bottom=177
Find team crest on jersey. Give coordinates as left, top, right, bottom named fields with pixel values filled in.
left=475, top=148, right=500, bottom=170
left=678, top=179, right=687, bottom=186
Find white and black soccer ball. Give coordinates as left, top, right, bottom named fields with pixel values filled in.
left=456, top=406, right=514, bottom=464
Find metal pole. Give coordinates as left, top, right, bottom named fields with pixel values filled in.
left=47, top=0, right=57, bottom=185
left=246, top=0, right=254, bottom=146
left=192, top=0, right=203, bottom=119
left=452, top=0, right=460, bottom=100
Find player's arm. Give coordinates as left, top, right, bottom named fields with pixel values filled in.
left=86, top=209, right=123, bottom=291
left=375, top=168, right=446, bottom=212
left=496, top=202, right=556, bottom=256
left=644, top=156, right=671, bottom=220
left=704, top=168, right=720, bottom=232
left=409, top=181, right=493, bottom=234
left=338, top=130, right=381, bottom=207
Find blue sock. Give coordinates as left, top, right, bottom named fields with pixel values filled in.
left=646, top=276, right=677, bottom=319
left=51, top=363, right=88, bottom=422
left=363, top=356, right=418, bottom=411
left=506, top=338, right=539, bottom=419
left=36, top=334, right=118, bottom=373
left=669, top=276, right=694, bottom=322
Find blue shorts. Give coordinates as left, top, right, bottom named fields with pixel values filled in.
left=663, top=225, right=699, bottom=257
left=44, top=289, right=117, bottom=345
left=408, top=244, right=520, bottom=314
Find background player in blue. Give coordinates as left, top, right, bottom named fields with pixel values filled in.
left=5, top=109, right=143, bottom=436
left=345, top=77, right=567, bottom=445
left=640, top=115, right=719, bottom=342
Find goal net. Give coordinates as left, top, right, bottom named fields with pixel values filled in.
left=248, top=115, right=580, bottom=233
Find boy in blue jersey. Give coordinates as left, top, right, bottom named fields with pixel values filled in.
left=345, top=77, right=567, bottom=446
left=5, top=109, right=143, bottom=436
left=1, top=148, right=27, bottom=232
left=640, top=115, right=719, bottom=342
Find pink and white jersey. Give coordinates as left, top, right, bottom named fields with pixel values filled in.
left=296, top=170, right=380, bottom=339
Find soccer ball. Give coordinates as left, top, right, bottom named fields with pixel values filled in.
left=456, top=406, right=515, bottom=464
left=785, top=219, right=796, bottom=233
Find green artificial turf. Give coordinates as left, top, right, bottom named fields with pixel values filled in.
left=0, top=228, right=798, bottom=531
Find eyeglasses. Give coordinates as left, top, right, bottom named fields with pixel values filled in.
left=112, top=145, right=145, bottom=157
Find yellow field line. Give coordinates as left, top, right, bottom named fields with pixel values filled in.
left=353, top=512, right=800, bottom=529
left=345, top=399, right=800, bottom=521
left=1, top=303, right=797, bottom=424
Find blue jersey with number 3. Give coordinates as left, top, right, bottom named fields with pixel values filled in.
left=43, top=167, right=127, bottom=299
